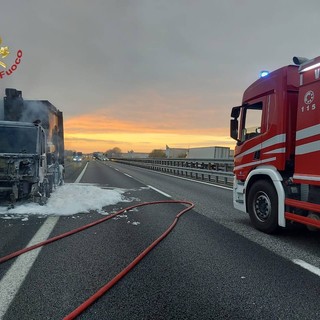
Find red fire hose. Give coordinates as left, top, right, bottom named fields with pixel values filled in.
left=0, top=200, right=195, bottom=319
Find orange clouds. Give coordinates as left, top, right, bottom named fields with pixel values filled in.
left=64, top=116, right=234, bottom=153
left=63, top=91, right=234, bottom=153
left=64, top=112, right=227, bottom=135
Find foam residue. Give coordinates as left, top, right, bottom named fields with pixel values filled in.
left=0, top=183, right=126, bottom=216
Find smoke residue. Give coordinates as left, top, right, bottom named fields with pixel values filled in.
left=21, top=101, right=50, bottom=127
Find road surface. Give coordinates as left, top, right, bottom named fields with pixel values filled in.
left=1, top=160, right=320, bottom=319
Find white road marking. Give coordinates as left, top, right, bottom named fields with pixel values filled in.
left=156, top=171, right=233, bottom=190
left=148, top=185, right=172, bottom=198
left=115, top=168, right=119, bottom=172
left=292, top=259, right=320, bottom=277
left=0, top=216, right=59, bottom=318
left=124, top=173, right=133, bottom=178
left=75, top=162, right=89, bottom=183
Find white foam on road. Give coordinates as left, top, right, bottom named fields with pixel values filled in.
left=0, top=183, right=126, bottom=217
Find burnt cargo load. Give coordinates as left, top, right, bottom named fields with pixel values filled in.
left=0, top=88, right=64, bottom=205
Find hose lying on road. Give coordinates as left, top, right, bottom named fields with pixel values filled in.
left=0, top=200, right=195, bottom=319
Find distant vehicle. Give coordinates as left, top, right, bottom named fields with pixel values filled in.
left=92, top=152, right=99, bottom=160
left=187, top=146, right=230, bottom=159
left=93, top=152, right=106, bottom=161
left=73, top=152, right=83, bottom=162
left=0, top=88, right=64, bottom=205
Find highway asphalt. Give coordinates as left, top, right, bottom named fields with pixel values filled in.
left=0, top=160, right=320, bottom=319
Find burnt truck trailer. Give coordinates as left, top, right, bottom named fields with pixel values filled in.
left=0, top=88, right=64, bottom=205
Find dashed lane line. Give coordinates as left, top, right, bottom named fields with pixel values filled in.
left=292, top=259, right=320, bottom=277
left=75, top=162, right=89, bottom=183
left=124, top=173, right=133, bottom=178
left=148, top=185, right=172, bottom=198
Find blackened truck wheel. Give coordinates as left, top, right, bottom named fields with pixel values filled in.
left=248, top=180, right=279, bottom=234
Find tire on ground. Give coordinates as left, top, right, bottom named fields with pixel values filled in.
left=247, top=180, right=279, bottom=234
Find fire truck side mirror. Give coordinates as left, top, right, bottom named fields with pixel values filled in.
left=230, top=119, right=239, bottom=141
left=231, top=106, right=241, bottom=118
left=230, top=105, right=241, bottom=142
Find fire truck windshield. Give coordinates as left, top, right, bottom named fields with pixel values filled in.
left=240, top=103, right=263, bottom=142
left=0, top=126, right=38, bottom=154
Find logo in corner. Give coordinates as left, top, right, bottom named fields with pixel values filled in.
left=304, top=90, right=314, bottom=105
left=0, top=35, right=23, bottom=79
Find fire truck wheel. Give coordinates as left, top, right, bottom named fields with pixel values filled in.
left=248, top=180, right=278, bottom=233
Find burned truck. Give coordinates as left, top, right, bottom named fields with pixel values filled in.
left=0, top=88, right=64, bottom=205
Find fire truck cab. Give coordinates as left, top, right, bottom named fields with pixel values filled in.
left=230, top=56, right=320, bottom=233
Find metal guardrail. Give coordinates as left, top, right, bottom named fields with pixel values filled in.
left=111, top=158, right=235, bottom=187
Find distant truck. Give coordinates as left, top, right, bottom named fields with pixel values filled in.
left=0, top=88, right=64, bottom=205
left=187, top=146, right=230, bottom=159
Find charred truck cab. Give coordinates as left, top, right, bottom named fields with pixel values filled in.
left=0, top=88, right=64, bottom=205
left=231, top=56, right=320, bottom=233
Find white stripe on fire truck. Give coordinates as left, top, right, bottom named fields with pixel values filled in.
left=296, top=124, right=320, bottom=140
left=234, top=157, right=276, bottom=171
left=235, top=134, right=286, bottom=159
left=295, top=140, right=320, bottom=155
left=262, top=134, right=286, bottom=149
left=263, top=148, right=286, bottom=155
left=293, top=174, right=320, bottom=182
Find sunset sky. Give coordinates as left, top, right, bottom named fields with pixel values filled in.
left=1, top=1, right=320, bottom=153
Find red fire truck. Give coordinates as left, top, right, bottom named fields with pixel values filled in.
left=230, top=56, right=320, bottom=233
